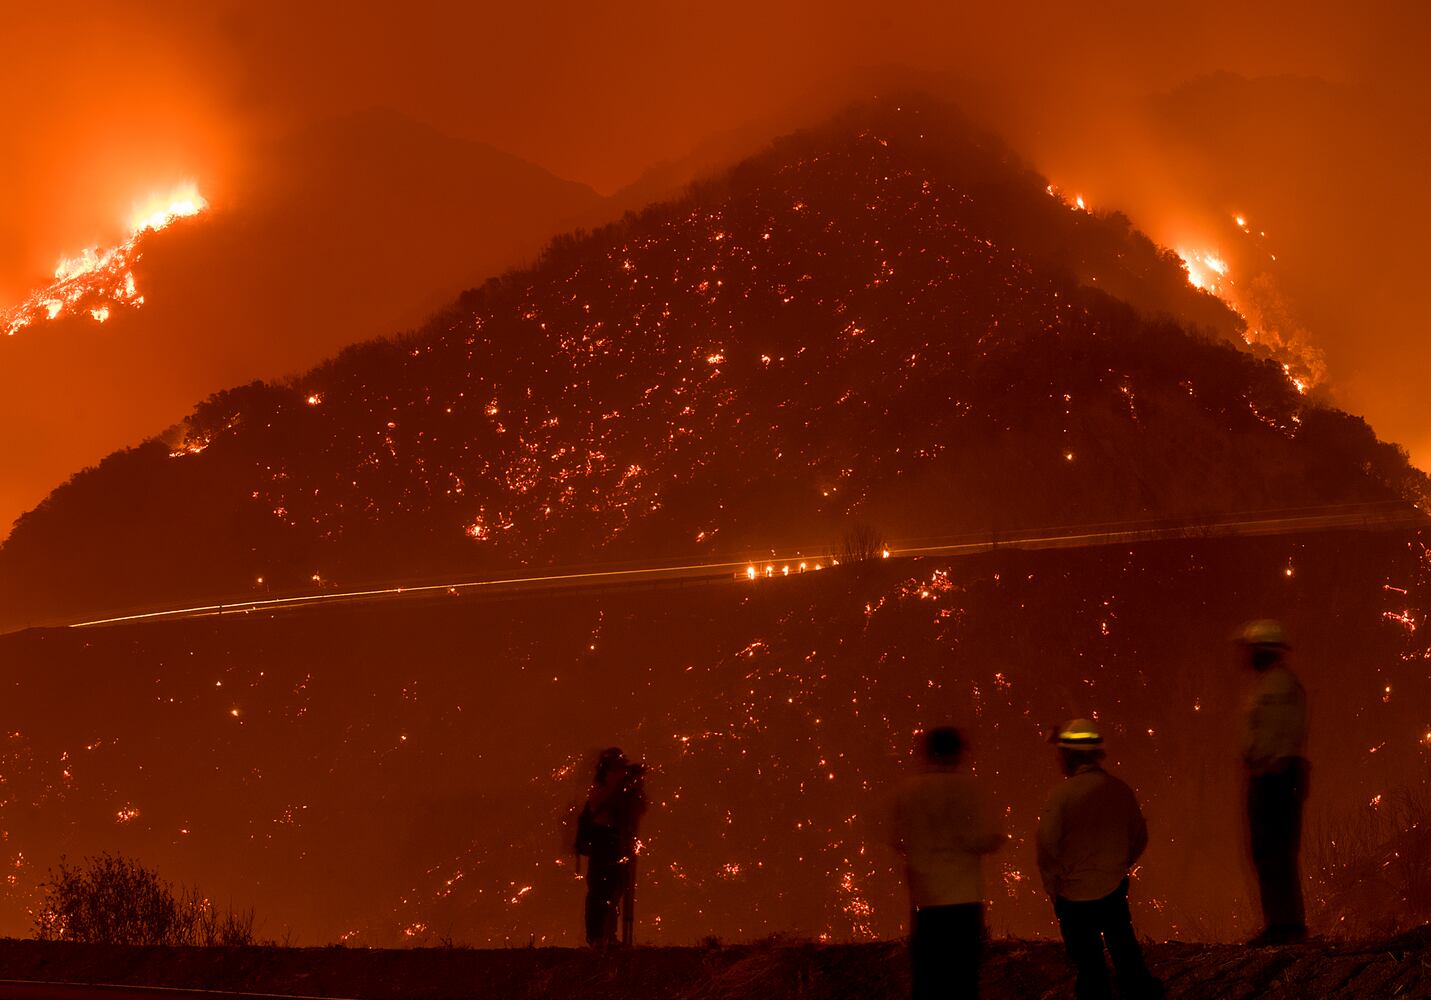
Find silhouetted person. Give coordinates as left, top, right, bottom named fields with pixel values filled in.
left=890, top=727, right=1004, bottom=1000
left=575, top=747, right=646, bottom=948
left=1037, top=720, right=1163, bottom=1000
left=1237, top=620, right=1309, bottom=945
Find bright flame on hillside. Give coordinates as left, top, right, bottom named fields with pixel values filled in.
left=1045, top=185, right=1321, bottom=399
left=128, top=182, right=207, bottom=234
left=1178, top=248, right=1229, bottom=294
left=1176, top=229, right=1322, bottom=396
left=3, top=182, right=208, bottom=337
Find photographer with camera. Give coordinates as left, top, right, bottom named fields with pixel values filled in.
left=575, top=747, right=647, bottom=948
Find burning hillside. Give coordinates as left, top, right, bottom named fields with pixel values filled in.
left=2, top=183, right=207, bottom=337
left=0, top=112, right=611, bottom=543
left=0, top=98, right=1424, bottom=631
left=1044, top=184, right=1323, bottom=397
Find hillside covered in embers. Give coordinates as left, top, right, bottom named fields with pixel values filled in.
left=1, top=97, right=1424, bottom=630
left=0, top=533, right=1427, bottom=946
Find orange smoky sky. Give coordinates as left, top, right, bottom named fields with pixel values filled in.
left=4, top=2, right=1417, bottom=222
left=2, top=0, right=1429, bottom=532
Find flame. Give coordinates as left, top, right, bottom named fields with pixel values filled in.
left=2, top=181, right=207, bottom=336
left=1044, top=184, right=1088, bottom=213
left=128, top=182, right=207, bottom=233
left=1175, top=234, right=1323, bottom=396
left=1177, top=248, right=1229, bottom=294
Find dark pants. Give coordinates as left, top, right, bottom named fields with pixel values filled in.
left=1248, top=759, right=1308, bottom=934
left=584, top=849, right=629, bottom=946
left=1054, top=880, right=1162, bottom=1000
left=910, top=902, right=982, bottom=1000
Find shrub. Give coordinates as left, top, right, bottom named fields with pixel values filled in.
left=1306, top=783, right=1431, bottom=938
left=33, top=854, right=256, bottom=946
left=837, top=523, right=887, bottom=565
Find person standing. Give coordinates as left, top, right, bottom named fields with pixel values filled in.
left=1236, top=619, right=1309, bottom=945
left=575, top=747, right=647, bottom=948
left=1037, top=720, right=1163, bottom=1000
left=890, top=727, right=1005, bottom=1000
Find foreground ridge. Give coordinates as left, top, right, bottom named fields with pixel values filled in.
left=0, top=933, right=1425, bottom=999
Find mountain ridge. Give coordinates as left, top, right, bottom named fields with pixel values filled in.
left=0, top=108, right=612, bottom=540
left=1, top=96, right=1424, bottom=631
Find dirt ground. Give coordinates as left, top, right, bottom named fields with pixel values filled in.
left=0, top=931, right=1425, bottom=999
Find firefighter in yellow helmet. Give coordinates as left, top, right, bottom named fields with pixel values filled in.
left=1037, top=720, right=1163, bottom=1000
left=1237, top=620, right=1309, bottom=946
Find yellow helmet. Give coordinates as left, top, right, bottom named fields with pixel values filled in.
left=1054, top=719, right=1103, bottom=749
left=1237, top=619, right=1290, bottom=649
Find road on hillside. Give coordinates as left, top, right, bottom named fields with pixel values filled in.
left=58, top=501, right=1426, bottom=631
left=0, top=983, right=352, bottom=1000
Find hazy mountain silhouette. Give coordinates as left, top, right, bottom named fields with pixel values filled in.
left=1, top=96, right=1424, bottom=630
left=0, top=109, right=610, bottom=540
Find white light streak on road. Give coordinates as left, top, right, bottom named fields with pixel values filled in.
left=63, top=502, right=1425, bottom=631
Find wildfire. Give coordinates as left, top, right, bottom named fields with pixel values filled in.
left=1176, top=231, right=1320, bottom=397
left=1044, top=184, right=1088, bottom=213
left=1177, top=248, right=1229, bottom=294
left=127, top=183, right=207, bottom=234
left=2, top=181, right=207, bottom=337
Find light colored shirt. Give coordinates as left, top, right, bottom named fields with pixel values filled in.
left=890, top=767, right=1004, bottom=908
left=1242, top=665, right=1308, bottom=774
left=1036, top=764, right=1147, bottom=902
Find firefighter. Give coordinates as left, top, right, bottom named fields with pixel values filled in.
left=1237, top=619, right=1309, bottom=945
left=889, top=727, right=1004, bottom=1000
left=1037, top=720, right=1163, bottom=1000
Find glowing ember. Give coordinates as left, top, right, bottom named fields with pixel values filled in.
left=2, top=182, right=207, bottom=336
